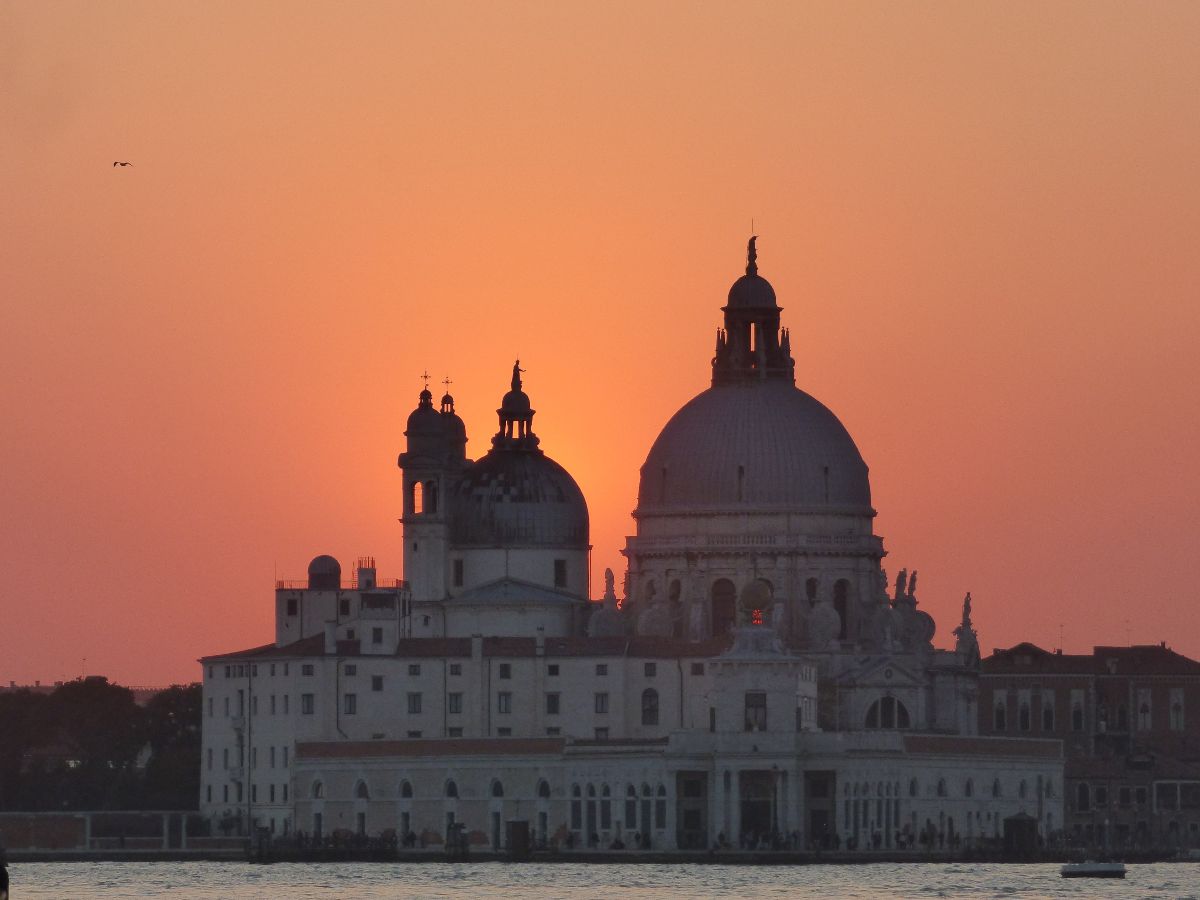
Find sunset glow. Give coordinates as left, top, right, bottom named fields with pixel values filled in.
left=2, top=1, right=1198, bottom=684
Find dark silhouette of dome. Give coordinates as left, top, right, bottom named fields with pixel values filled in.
left=450, top=451, right=589, bottom=548
left=727, top=273, right=777, bottom=309
left=637, top=379, right=871, bottom=513
left=308, top=555, right=341, bottom=590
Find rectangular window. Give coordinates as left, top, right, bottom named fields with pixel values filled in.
left=344, top=693, right=357, bottom=715
left=301, top=693, right=314, bottom=715
left=283, top=695, right=289, bottom=714
left=408, top=664, right=421, bottom=676
left=286, top=598, right=297, bottom=616
left=269, top=784, right=275, bottom=803
left=595, top=664, right=607, bottom=676
left=449, top=663, right=462, bottom=676
left=1169, top=688, right=1184, bottom=730
left=1071, top=689, right=1086, bottom=731
left=1119, top=787, right=1132, bottom=807
left=302, top=664, right=314, bottom=677
left=224, top=697, right=230, bottom=716
left=744, top=691, right=767, bottom=732
left=691, top=662, right=704, bottom=676
left=594, top=727, right=609, bottom=741
left=283, top=784, right=288, bottom=802
left=453, top=559, right=464, bottom=587
left=554, top=559, right=567, bottom=588
left=206, top=785, right=212, bottom=802
left=371, top=675, right=383, bottom=692
left=709, top=706, right=716, bottom=732
left=499, top=663, right=512, bottom=679
left=448, top=692, right=463, bottom=714
left=282, top=746, right=288, bottom=767
left=269, top=664, right=275, bottom=677
left=269, top=746, right=276, bottom=768
left=546, top=693, right=560, bottom=715
left=546, top=663, right=559, bottom=677
left=594, top=692, right=609, bottom=714
left=497, top=727, right=512, bottom=736
left=448, top=727, right=463, bottom=737
left=344, top=664, right=356, bottom=676
left=339, top=597, right=350, bottom=616
left=407, top=730, right=422, bottom=738
left=223, top=785, right=228, bottom=803
left=251, top=695, right=258, bottom=715
left=407, top=692, right=422, bottom=714
left=270, top=695, right=276, bottom=715
left=372, top=627, right=383, bottom=645
left=207, top=698, right=213, bottom=717
left=497, top=692, right=512, bottom=714
left=206, top=748, right=213, bottom=770
left=546, top=726, right=561, bottom=736
left=251, top=784, right=257, bottom=803
left=644, top=662, right=657, bottom=677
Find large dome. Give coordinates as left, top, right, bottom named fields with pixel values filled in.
left=636, top=379, right=872, bottom=514
left=451, top=450, right=589, bottom=547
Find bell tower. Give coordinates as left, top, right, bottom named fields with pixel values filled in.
left=398, top=375, right=467, bottom=602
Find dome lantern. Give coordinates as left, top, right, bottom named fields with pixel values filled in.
left=714, top=236, right=796, bottom=385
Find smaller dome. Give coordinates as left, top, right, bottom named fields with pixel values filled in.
left=501, top=389, right=531, bottom=414
left=307, top=555, right=341, bottom=590
left=727, top=273, right=777, bottom=309
left=440, top=392, right=454, bottom=407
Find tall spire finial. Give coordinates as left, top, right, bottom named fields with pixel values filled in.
left=746, top=235, right=758, bottom=277
left=511, top=359, right=525, bottom=391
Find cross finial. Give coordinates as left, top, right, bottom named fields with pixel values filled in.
left=442, top=376, right=452, bottom=391
left=420, top=370, right=431, bottom=389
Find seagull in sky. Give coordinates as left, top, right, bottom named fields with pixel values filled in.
left=113, top=161, right=133, bottom=167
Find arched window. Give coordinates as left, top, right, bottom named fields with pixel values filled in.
left=833, top=579, right=850, bottom=639
left=400, top=780, right=413, bottom=799
left=655, top=785, right=667, bottom=829
left=354, top=780, right=369, bottom=800
left=994, top=700, right=1007, bottom=731
left=865, top=696, right=911, bottom=729
left=424, top=479, right=438, bottom=514
left=1018, top=701, right=1031, bottom=731
left=965, top=778, right=974, bottom=798
left=992, top=778, right=1002, bottom=798
left=937, top=778, right=947, bottom=797
left=411, top=481, right=424, bottom=515
left=711, top=579, right=737, bottom=637
left=909, top=778, right=919, bottom=798
left=570, top=784, right=582, bottom=831
left=492, top=780, right=504, bottom=798
left=641, top=688, right=660, bottom=727
left=445, top=779, right=458, bottom=799
left=1076, top=783, right=1090, bottom=812
left=537, top=780, right=551, bottom=799
left=625, top=785, right=637, bottom=827
left=806, top=577, right=819, bottom=606
left=312, top=780, right=324, bottom=799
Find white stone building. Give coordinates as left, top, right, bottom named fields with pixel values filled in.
left=200, top=239, right=1063, bottom=851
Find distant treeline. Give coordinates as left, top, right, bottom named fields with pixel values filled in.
left=0, top=678, right=200, bottom=811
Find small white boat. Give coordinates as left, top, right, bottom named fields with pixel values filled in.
left=1060, top=861, right=1126, bottom=878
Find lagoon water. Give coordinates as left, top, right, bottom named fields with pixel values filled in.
left=9, top=862, right=1200, bottom=900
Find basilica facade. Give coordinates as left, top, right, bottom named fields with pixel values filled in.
left=200, top=240, right=1063, bottom=852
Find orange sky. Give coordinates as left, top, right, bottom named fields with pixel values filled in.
left=2, top=2, right=1198, bottom=685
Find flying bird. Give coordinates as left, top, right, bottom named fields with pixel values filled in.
left=113, top=161, right=133, bottom=167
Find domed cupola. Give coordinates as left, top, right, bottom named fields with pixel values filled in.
left=450, top=362, right=588, bottom=548
left=400, top=377, right=467, bottom=466
left=636, top=238, right=872, bottom=515
left=713, top=236, right=795, bottom=385
left=439, top=383, right=468, bottom=459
